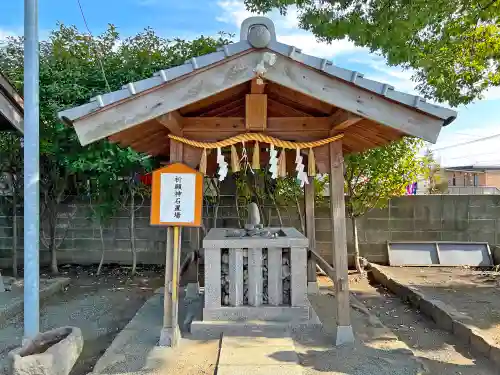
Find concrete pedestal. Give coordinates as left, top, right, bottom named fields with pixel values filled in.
left=193, top=227, right=321, bottom=335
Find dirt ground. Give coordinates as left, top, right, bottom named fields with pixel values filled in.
left=319, top=273, right=498, bottom=374
left=0, top=264, right=164, bottom=375
left=372, top=266, right=500, bottom=345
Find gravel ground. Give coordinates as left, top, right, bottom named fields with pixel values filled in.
left=0, top=265, right=164, bottom=375
left=371, top=265, right=500, bottom=345
left=345, top=272, right=498, bottom=375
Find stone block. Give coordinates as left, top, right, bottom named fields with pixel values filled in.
left=470, top=330, right=492, bottom=356
left=440, top=231, right=468, bottom=242
left=452, top=320, right=472, bottom=344
left=428, top=300, right=453, bottom=331
left=9, top=326, right=83, bottom=375
left=442, top=196, right=469, bottom=221
left=414, top=201, right=443, bottom=221
left=365, top=218, right=390, bottom=231
left=364, top=206, right=389, bottom=218
left=365, top=230, right=390, bottom=244
left=390, top=205, right=414, bottom=219
left=229, top=248, right=243, bottom=306
left=468, top=219, right=495, bottom=232
left=290, top=248, right=307, bottom=307
left=468, top=231, right=495, bottom=244
left=390, top=231, right=419, bottom=241
left=414, top=231, right=441, bottom=241
left=204, top=248, right=222, bottom=309
left=268, top=248, right=282, bottom=305
left=248, top=248, right=263, bottom=307
left=489, top=345, right=500, bottom=367
left=414, top=219, right=442, bottom=231
left=388, top=219, right=414, bottom=231
left=441, top=219, right=468, bottom=231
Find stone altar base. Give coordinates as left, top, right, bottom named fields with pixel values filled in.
left=191, top=296, right=321, bottom=337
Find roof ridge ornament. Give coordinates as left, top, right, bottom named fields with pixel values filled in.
left=240, top=17, right=276, bottom=48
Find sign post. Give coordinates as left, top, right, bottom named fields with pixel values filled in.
left=151, top=163, right=203, bottom=347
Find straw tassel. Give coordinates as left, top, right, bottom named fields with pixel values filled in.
left=199, top=148, right=207, bottom=174
left=278, top=149, right=287, bottom=177
left=252, top=141, right=260, bottom=170
left=308, top=147, right=316, bottom=177
left=231, top=145, right=240, bottom=173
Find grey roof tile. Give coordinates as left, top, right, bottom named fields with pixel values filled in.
left=58, top=17, right=457, bottom=126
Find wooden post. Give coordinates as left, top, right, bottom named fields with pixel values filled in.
left=329, top=140, right=354, bottom=345
left=159, top=138, right=184, bottom=346
left=304, top=181, right=318, bottom=294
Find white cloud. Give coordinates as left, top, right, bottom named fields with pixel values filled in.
left=0, top=28, right=18, bottom=41
left=483, top=86, right=500, bottom=101
left=216, top=0, right=360, bottom=57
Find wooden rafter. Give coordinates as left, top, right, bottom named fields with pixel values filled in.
left=267, top=98, right=312, bottom=117
left=200, top=97, right=245, bottom=117
left=330, top=110, right=363, bottom=133
left=251, top=77, right=266, bottom=94
left=156, top=111, right=183, bottom=135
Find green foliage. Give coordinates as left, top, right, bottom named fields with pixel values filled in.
left=0, top=23, right=231, bottom=271
left=421, top=149, right=448, bottom=194
left=344, top=137, right=425, bottom=218
left=244, top=0, right=500, bottom=106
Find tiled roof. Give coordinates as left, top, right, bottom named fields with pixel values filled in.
left=58, top=17, right=457, bottom=126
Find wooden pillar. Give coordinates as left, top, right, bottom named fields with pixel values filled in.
left=304, top=181, right=318, bottom=294
left=159, top=138, right=184, bottom=346
left=329, top=140, right=354, bottom=345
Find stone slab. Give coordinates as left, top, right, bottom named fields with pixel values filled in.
left=221, top=336, right=296, bottom=348
left=203, top=227, right=308, bottom=249
left=218, top=345, right=298, bottom=366
left=369, top=263, right=500, bottom=368
left=203, top=306, right=310, bottom=322
left=217, top=365, right=304, bottom=375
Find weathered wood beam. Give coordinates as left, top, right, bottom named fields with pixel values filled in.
left=72, top=51, right=261, bottom=145
left=268, top=98, right=312, bottom=117
left=304, top=181, right=318, bottom=293
left=328, top=140, right=354, bottom=345
left=251, top=77, right=266, bottom=94
left=264, top=55, right=443, bottom=142
left=245, top=94, right=267, bottom=131
left=182, top=117, right=331, bottom=132
left=330, top=110, right=363, bottom=133
left=156, top=111, right=183, bottom=135
left=200, top=98, right=245, bottom=117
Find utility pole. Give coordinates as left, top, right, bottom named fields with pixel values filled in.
left=23, top=0, right=40, bottom=340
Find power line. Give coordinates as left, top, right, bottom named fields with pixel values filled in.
left=433, top=132, right=500, bottom=151
left=76, top=0, right=111, bottom=92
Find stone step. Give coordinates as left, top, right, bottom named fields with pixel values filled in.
left=217, top=334, right=304, bottom=375
left=191, top=319, right=319, bottom=338
left=203, top=305, right=310, bottom=322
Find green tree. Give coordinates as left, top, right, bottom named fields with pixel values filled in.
left=244, top=0, right=500, bottom=106
left=0, top=131, right=23, bottom=277
left=344, top=137, right=425, bottom=272
left=0, top=24, right=231, bottom=273
left=422, top=149, right=448, bottom=194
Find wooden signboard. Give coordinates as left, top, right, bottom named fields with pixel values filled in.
left=150, top=163, right=203, bottom=227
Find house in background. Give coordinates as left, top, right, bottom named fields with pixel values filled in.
left=0, top=72, right=23, bottom=133
left=444, top=165, right=500, bottom=195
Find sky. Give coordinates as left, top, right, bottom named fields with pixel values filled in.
left=1, top=0, right=500, bottom=167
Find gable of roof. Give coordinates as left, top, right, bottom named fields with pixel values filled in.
left=58, top=17, right=457, bottom=147
left=0, top=72, right=24, bottom=133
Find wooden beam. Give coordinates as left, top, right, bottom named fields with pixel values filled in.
left=267, top=98, right=312, bottom=117
left=304, top=181, right=318, bottom=292
left=328, top=140, right=354, bottom=344
left=251, top=77, right=266, bottom=94
left=200, top=98, right=245, bottom=117
left=72, top=51, right=261, bottom=145
left=182, top=117, right=331, bottom=132
left=157, top=111, right=183, bottom=135
left=245, top=94, right=267, bottom=131
left=264, top=55, right=443, bottom=142
left=330, top=110, right=363, bottom=133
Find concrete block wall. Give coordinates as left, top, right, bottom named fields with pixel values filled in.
left=1, top=194, right=500, bottom=268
